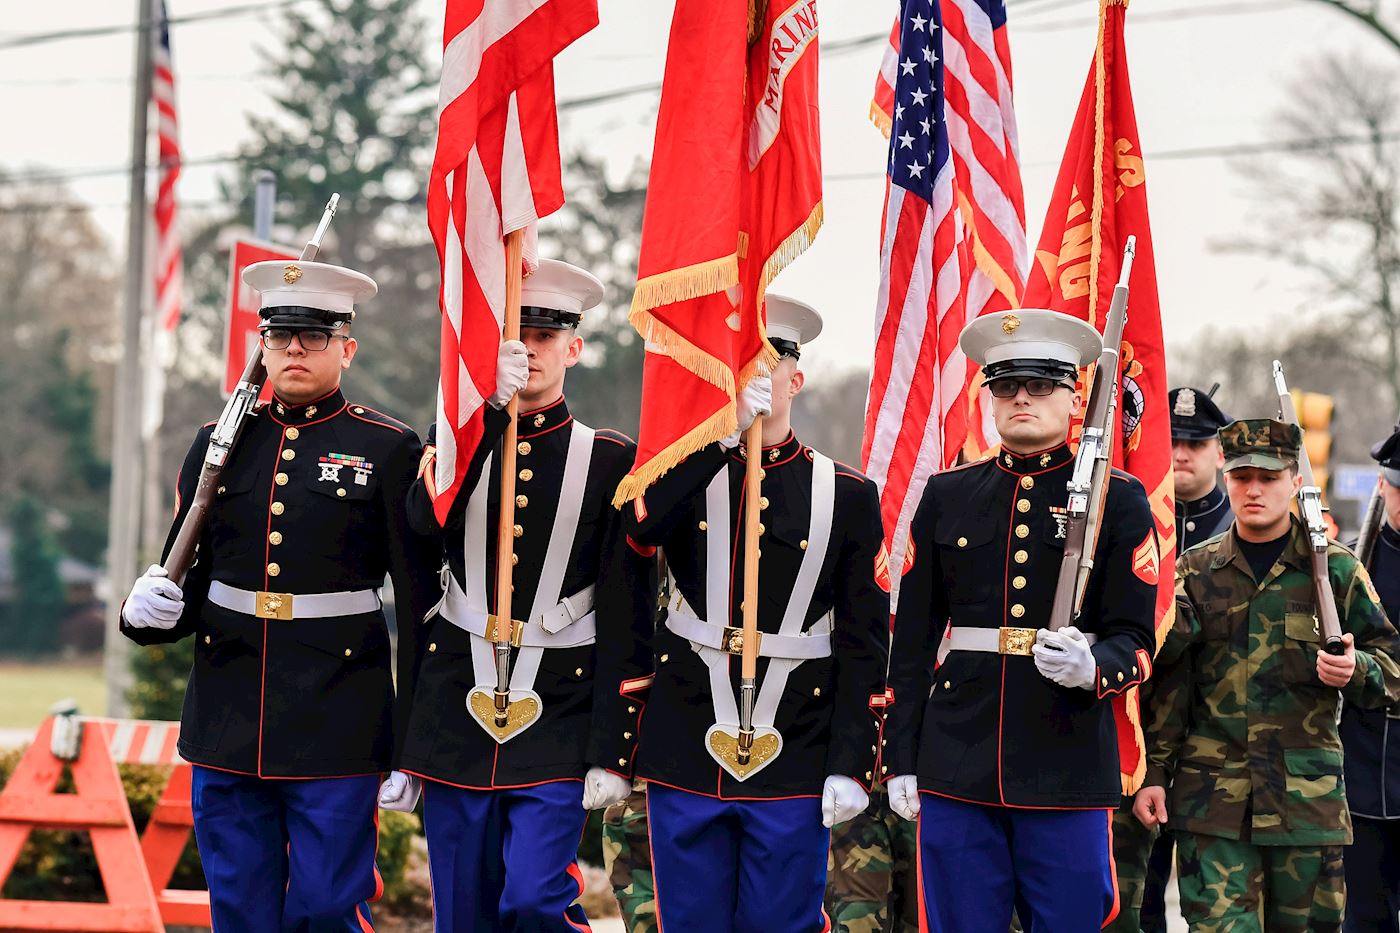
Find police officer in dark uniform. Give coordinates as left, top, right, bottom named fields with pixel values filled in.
left=1108, top=383, right=1234, bottom=933
left=620, top=296, right=889, bottom=932
left=885, top=309, right=1159, bottom=932
left=1340, top=428, right=1400, bottom=933
left=1170, top=385, right=1233, bottom=551
left=120, top=258, right=440, bottom=931
left=383, top=260, right=655, bottom=931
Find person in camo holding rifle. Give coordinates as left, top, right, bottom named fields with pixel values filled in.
left=1135, top=418, right=1400, bottom=932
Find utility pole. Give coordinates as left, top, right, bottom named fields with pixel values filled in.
left=104, top=0, right=154, bottom=717
left=254, top=170, right=277, bottom=240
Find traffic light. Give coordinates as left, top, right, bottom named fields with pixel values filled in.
left=1290, top=388, right=1334, bottom=494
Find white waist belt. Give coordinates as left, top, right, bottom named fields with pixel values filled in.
left=946, top=625, right=1097, bottom=656
left=442, top=577, right=596, bottom=649
left=207, top=581, right=380, bottom=620
left=665, top=599, right=832, bottom=660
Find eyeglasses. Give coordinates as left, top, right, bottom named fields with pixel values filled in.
left=987, top=377, right=1069, bottom=399
left=261, top=329, right=347, bottom=352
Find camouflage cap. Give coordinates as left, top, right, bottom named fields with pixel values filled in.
left=1218, top=418, right=1302, bottom=473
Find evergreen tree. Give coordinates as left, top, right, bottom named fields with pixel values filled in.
left=5, top=495, right=66, bottom=657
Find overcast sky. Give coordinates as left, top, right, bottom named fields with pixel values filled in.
left=1, top=0, right=1393, bottom=382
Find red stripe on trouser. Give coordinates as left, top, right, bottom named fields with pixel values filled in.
left=564, top=862, right=591, bottom=932
left=1101, top=809, right=1120, bottom=928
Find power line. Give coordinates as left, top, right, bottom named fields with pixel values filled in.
left=0, top=0, right=310, bottom=52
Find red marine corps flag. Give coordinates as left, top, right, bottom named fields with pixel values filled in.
left=1022, top=0, right=1174, bottom=794
left=613, top=0, right=822, bottom=504
left=426, top=0, right=598, bottom=524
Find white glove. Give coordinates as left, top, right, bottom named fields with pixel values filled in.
left=821, top=775, right=871, bottom=828
left=121, top=565, right=184, bottom=629
left=1033, top=625, right=1098, bottom=690
left=487, top=339, right=529, bottom=409
left=582, top=767, right=632, bottom=811
left=720, top=376, right=774, bottom=449
left=888, top=774, right=921, bottom=822
left=377, top=771, right=422, bottom=812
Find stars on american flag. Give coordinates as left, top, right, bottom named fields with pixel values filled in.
left=887, top=0, right=947, bottom=201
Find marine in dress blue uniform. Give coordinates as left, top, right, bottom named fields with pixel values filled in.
left=121, top=259, right=441, bottom=932
left=1109, top=384, right=1234, bottom=933
left=1341, top=428, right=1400, bottom=933
left=387, top=261, right=656, bottom=933
left=885, top=309, right=1159, bottom=933
left=621, top=297, right=890, bottom=933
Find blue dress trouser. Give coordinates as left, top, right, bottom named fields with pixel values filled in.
left=421, top=778, right=591, bottom=933
left=647, top=782, right=832, bottom=933
left=189, top=766, right=382, bottom=933
left=915, top=792, right=1117, bottom=933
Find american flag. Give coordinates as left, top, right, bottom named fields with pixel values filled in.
left=861, top=0, right=1025, bottom=602
left=152, top=0, right=181, bottom=332
left=426, top=0, right=597, bottom=524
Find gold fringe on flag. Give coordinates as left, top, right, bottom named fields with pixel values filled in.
left=612, top=405, right=736, bottom=507
left=957, top=191, right=1022, bottom=308
left=869, top=101, right=893, bottom=139
left=627, top=251, right=742, bottom=396
left=1120, top=684, right=1148, bottom=795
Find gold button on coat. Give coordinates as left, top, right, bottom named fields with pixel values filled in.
left=428, top=643, right=437, bottom=653
left=1015, top=525, right=1029, bottom=539
left=513, top=524, right=523, bottom=538
left=337, top=489, right=346, bottom=498
left=519, top=469, right=533, bottom=481
left=1012, top=576, right=1026, bottom=589
left=271, top=502, right=285, bottom=515
left=800, top=540, right=808, bottom=550
left=813, top=687, right=822, bottom=697
left=344, top=648, right=352, bottom=657
left=759, top=497, right=769, bottom=509
left=516, top=495, right=528, bottom=508
left=575, top=668, right=584, bottom=677
left=517, top=441, right=531, bottom=455
left=217, top=485, right=226, bottom=494
left=1014, top=549, right=1028, bottom=564
left=1117, top=672, right=1124, bottom=682
left=275, top=472, right=288, bottom=485
left=282, top=449, right=296, bottom=461
left=269, top=531, right=283, bottom=545
left=698, top=520, right=708, bottom=531
left=285, top=427, right=300, bottom=440
left=1017, top=499, right=1030, bottom=513
left=511, top=553, right=519, bottom=565
left=1011, top=604, right=1025, bottom=618
left=267, top=563, right=281, bottom=576
left=1021, top=476, right=1034, bottom=490
left=957, top=537, right=968, bottom=548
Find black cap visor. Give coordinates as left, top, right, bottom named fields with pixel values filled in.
left=520, top=306, right=581, bottom=330
left=259, top=306, right=351, bottom=332
left=983, top=357, right=1078, bottom=384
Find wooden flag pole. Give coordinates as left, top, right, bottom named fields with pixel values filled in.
left=492, top=228, right=526, bottom=726
left=736, top=416, right=764, bottom=763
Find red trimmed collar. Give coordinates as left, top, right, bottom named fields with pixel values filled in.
left=268, top=387, right=346, bottom=426
left=731, top=430, right=804, bottom=469
left=518, top=395, right=572, bottom=439
left=993, top=441, right=1073, bottom=476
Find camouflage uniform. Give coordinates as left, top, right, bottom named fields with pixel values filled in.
left=602, top=785, right=657, bottom=933
left=825, top=784, right=920, bottom=933
left=1143, top=421, right=1400, bottom=933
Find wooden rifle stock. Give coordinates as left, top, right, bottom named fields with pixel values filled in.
left=1272, top=361, right=1345, bottom=656
left=1047, top=236, right=1135, bottom=632
left=162, top=348, right=267, bottom=586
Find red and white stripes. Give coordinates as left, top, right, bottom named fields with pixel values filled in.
left=427, top=0, right=596, bottom=524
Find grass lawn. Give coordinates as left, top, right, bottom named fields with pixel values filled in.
left=0, top=659, right=106, bottom=728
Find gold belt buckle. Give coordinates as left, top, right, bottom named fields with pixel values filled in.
left=486, top=615, right=525, bottom=648
left=255, top=591, right=294, bottom=621
left=998, top=626, right=1037, bottom=656
left=720, top=627, right=762, bottom=655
